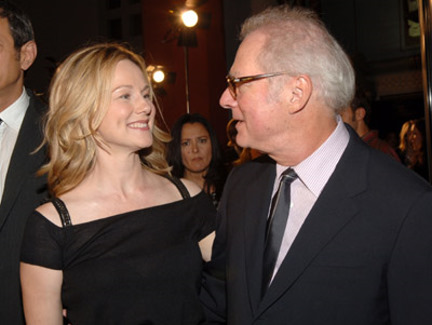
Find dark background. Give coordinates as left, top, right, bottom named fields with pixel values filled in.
left=13, top=0, right=424, bottom=146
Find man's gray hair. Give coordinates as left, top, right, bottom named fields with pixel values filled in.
left=240, top=5, right=355, bottom=114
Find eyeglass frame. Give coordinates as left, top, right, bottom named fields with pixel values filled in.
left=225, top=71, right=291, bottom=99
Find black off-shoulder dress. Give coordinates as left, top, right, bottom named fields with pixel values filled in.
left=21, top=177, right=216, bottom=325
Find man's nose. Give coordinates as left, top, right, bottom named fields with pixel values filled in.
left=219, top=88, right=235, bottom=110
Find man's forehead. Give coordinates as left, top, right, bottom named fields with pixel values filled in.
left=0, top=9, right=7, bottom=23
left=230, top=32, right=266, bottom=76
left=0, top=15, right=10, bottom=27
left=0, top=16, right=12, bottom=36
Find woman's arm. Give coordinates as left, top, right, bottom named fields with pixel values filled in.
left=199, top=231, right=215, bottom=262
left=20, top=262, right=63, bottom=325
left=179, top=178, right=215, bottom=261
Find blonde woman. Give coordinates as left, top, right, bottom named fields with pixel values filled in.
left=399, top=119, right=427, bottom=179
left=20, top=43, right=215, bottom=325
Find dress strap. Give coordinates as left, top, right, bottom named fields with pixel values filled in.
left=164, top=174, right=191, bottom=199
left=51, top=198, right=73, bottom=227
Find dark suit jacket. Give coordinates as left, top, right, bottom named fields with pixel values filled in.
left=201, top=128, right=432, bottom=325
left=0, top=90, right=47, bottom=324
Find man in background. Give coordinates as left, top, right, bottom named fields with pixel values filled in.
left=341, top=90, right=401, bottom=161
left=0, top=1, right=47, bottom=323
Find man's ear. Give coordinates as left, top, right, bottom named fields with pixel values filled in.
left=19, top=40, right=37, bottom=71
left=288, top=75, right=312, bottom=113
left=354, top=107, right=366, bottom=121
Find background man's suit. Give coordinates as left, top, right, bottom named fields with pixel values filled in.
left=201, top=128, right=432, bottom=324
left=0, top=90, right=47, bottom=324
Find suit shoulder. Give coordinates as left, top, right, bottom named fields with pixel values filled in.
left=367, top=146, right=432, bottom=193
left=230, top=155, right=273, bottom=176
left=26, top=88, right=47, bottom=115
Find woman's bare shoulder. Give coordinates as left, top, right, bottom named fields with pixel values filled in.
left=154, top=173, right=202, bottom=198
left=179, top=178, right=202, bottom=197
left=35, top=201, right=63, bottom=227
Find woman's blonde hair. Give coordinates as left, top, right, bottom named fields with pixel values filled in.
left=39, top=42, right=170, bottom=196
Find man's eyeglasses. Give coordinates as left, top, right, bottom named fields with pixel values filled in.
left=225, top=72, right=290, bottom=99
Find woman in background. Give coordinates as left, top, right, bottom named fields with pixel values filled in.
left=224, top=119, right=242, bottom=167
left=167, top=113, right=227, bottom=207
left=225, top=119, right=262, bottom=170
left=399, top=118, right=427, bottom=179
left=20, top=43, right=215, bottom=325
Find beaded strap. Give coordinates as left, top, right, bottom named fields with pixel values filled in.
left=51, top=175, right=190, bottom=228
left=51, top=198, right=72, bottom=227
left=163, top=174, right=191, bottom=199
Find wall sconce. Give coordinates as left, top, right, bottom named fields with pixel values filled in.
left=147, top=65, right=166, bottom=84
left=146, top=65, right=176, bottom=97
left=181, top=9, right=198, bottom=27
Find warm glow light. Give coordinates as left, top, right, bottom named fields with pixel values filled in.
left=146, top=65, right=166, bottom=84
left=152, top=69, right=165, bottom=83
left=181, top=10, right=198, bottom=28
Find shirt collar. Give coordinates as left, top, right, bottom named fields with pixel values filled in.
left=276, top=115, right=350, bottom=197
left=0, top=88, right=29, bottom=132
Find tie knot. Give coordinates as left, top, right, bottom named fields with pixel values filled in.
left=281, top=168, right=297, bottom=184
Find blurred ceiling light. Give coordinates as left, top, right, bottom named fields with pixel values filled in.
left=181, top=9, right=198, bottom=27
left=152, top=69, right=165, bottom=83
left=147, top=65, right=165, bottom=84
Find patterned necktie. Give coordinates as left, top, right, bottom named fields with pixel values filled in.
left=262, top=168, right=298, bottom=295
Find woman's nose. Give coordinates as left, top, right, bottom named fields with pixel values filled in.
left=191, top=142, right=199, bottom=152
left=137, top=96, right=152, bottom=115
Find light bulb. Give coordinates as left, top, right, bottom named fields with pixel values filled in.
left=152, top=69, right=165, bottom=83
left=181, top=10, right=198, bottom=28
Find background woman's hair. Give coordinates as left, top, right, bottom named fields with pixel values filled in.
left=399, top=118, right=425, bottom=153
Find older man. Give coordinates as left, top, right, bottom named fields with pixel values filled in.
left=0, top=1, right=47, bottom=323
left=201, top=4, right=432, bottom=325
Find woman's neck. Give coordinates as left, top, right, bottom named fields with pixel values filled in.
left=81, top=150, right=147, bottom=196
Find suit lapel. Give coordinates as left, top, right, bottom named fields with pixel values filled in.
left=256, top=132, right=370, bottom=316
left=0, top=92, right=45, bottom=228
left=242, top=160, right=276, bottom=312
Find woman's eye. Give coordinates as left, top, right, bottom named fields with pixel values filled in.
left=199, top=138, right=208, bottom=144
left=119, top=93, right=131, bottom=100
left=181, top=141, right=190, bottom=147
left=143, top=93, right=151, bottom=100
